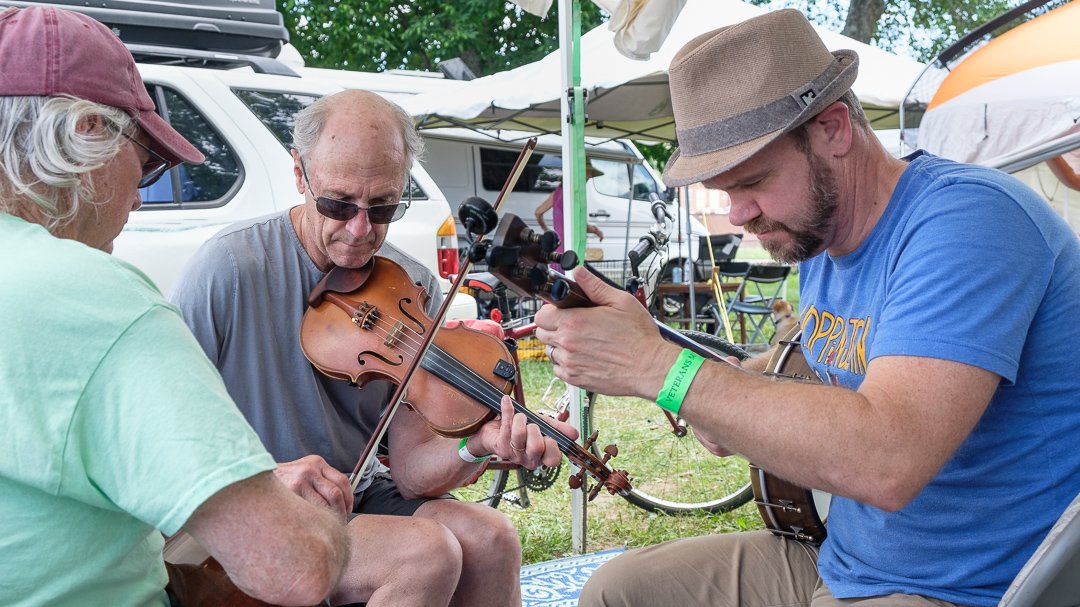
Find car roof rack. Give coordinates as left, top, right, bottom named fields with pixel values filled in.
left=127, top=43, right=300, bottom=78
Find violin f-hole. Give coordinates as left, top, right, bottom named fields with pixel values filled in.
left=357, top=350, right=403, bottom=367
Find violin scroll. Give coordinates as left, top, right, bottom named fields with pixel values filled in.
left=566, top=431, right=632, bottom=500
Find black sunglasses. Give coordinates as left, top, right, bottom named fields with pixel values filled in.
left=297, top=155, right=410, bottom=224
left=122, top=133, right=171, bottom=189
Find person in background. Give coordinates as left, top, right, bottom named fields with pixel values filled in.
left=171, top=89, right=575, bottom=607
left=535, top=9, right=1080, bottom=607
left=534, top=156, right=606, bottom=247
left=0, top=7, right=346, bottom=606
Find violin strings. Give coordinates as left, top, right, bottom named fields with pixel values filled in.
left=338, top=307, right=584, bottom=456
left=423, top=347, right=580, bottom=454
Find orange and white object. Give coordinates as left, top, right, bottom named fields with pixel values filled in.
left=919, top=1, right=1080, bottom=183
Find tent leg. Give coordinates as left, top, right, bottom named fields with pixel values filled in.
left=558, top=0, right=589, bottom=556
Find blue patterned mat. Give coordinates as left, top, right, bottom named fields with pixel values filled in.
left=520, top=548, right=625, bottom=606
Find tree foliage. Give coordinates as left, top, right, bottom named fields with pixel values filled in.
left=749, top=0, right=1021, bottom=62
left=280, top=1, right=606, bottom=75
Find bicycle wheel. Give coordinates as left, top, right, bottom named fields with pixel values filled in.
left=587, top=330, right=755, bottom=514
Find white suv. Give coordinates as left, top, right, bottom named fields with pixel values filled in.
left=113, top=60, right=476, bottom=318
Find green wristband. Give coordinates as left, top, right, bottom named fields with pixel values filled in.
left=656, top=349, right=706, bottom=415
left=457, top=436, right=490, bottom=463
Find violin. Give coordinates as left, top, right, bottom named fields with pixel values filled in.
left=292, top=138, right=629, bottom=500
left=163, top=533, right=306, bottom=607
left=299, top=255, right=632, bottom=499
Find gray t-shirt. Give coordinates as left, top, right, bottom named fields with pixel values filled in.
left=170, top=211, right=442, bottom=491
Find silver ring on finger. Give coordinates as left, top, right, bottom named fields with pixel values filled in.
left=545, top=344, right=558, bottom=365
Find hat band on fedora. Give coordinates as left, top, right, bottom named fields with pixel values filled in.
left=675, top=58, right=850, bottom=156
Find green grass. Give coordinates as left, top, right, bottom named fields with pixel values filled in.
left=463, top=249, right=801, bottom=565
left=467, top=361, right=765, bottom=565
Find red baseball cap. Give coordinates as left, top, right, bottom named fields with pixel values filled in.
left=0, top=6, right=204, bottom=167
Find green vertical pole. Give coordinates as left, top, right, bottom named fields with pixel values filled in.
left=568, top=0, right=587, bottom=256
left=557, top=0, right=588, bottom=555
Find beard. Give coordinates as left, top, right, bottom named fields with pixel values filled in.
left=745, top=150, right=839, bottom=264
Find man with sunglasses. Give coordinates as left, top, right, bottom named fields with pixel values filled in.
left=0, top=6, right=349, bottom=606
left=171, top=89, right=571, bottom=606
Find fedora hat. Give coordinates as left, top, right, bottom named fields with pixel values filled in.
left=662, top=9, right=858, bottom=187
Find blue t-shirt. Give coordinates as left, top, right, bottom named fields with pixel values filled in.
left=800, top=152, right=1080, bottom=606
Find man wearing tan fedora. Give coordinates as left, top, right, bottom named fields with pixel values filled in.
left=534, top=8, right=1080, bottom=607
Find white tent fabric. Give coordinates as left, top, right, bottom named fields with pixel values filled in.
left=919, top=59, right=1080, bottom=167
left=599, top=0, right=688, bottom=60
left=404, top=0, right=924, bottom=142
left=515, top=0, right=687, bottom=59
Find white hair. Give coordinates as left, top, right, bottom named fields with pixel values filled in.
left=0, top=96, right=132, bottom=232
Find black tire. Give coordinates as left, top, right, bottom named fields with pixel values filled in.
left=587, top=330, right=755, bottom=514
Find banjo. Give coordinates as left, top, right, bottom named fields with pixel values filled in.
left=750, top=326, right=831, bottom=545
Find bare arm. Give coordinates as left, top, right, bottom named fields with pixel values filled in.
left=183, top=471, right=348, bottom=606
left=388, top=395, right=576, bottom=499
left=534, top=193, right=555, bottom=232
left=535, top=267, right=1000, bottom=511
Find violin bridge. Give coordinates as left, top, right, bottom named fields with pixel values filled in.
left=384, top=321, right=406, bottom=348
left=351, top=302, right=376, bottom=329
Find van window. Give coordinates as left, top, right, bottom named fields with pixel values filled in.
left=481, top=148, right=658, bottom=202
left=234, top=88, right=427, bottom=200
left=590, top=159, right=661, bottom=202
left=479, top=147, right=560, bottom=193
left=139, top=86, right=241, bottom=206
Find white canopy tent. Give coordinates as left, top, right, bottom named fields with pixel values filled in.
left=403, top=0, right=925, bottom=143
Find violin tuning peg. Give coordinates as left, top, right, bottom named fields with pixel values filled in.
left=526, top=266, right=549, bottom=290
left=549, top=278, right=569, bottom=302
left=458, top=196, right=498, bottom=236
left=555, top=250, right=578, bottom=270
left=588, top=483, right=603, bottom=501
left=567, top=472, right=584, bottom=490
left=581, top=430, right=599, bottom=450
left=603, top=444, right=619, bottom=459
left=538, top=230, right=560, bottom=254
left=467, top=240, right=491, bottom=263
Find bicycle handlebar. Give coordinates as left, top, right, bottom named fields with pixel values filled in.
left=627, top=234, right=658, bottom=270
left=649, top=193, right=671, bottom=224
left=628, top=193, right=672, bottom=273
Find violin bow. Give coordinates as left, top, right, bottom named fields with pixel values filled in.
left=348, top=138, right=538, bottom=489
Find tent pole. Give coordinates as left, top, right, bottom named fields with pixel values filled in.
left=558, top=0, right=589, bottom=555
left=685, top=186, right=697, bottom=327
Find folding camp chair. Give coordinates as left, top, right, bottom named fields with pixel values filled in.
left=693, top=234, right=743, bottom=281
left=998, top=490, right=1080, bottom=607
left=728, top=264, right=791, bottom=348
left=692, top=235, right=743, bottom=341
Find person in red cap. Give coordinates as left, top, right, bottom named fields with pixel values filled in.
left=0, top=6, right=348, bottom=606
left=535, top=8, right=1080, bottom=607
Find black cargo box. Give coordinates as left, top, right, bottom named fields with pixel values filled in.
left=0, top=0, right=289, bottom=58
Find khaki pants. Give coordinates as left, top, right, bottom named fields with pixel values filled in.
left=578, top=531, right=965, bottom=607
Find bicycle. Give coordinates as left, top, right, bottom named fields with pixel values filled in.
left=452, top=200, right=755, bottom=515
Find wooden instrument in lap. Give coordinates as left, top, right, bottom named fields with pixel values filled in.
left=163, top=532, right=316, bottom=607
left=751, top=327, right=830, bottom=546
